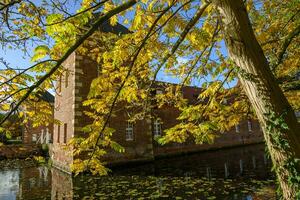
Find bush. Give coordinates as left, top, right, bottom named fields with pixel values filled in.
left=41, top=144, right=49, bottom=157
left=6, top=140, right=22, bottom=145
left=0, top=133, right=8, bottom=144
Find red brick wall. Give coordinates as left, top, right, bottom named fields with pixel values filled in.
left=102, top=107, right=154, bottom=164
left=50, top=39, right=264, bottom=172
left=23, top=104, right=54, bottom=144
left=74, top=49, right=154, bottom=164
left=23, top=123, right=53, bottom=144
left=50, top=52, right=75, bottom=171
left=151, top=87, right=263, bottom=156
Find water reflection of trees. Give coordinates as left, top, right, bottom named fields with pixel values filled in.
left=0, top=144, right=274, bottom=199
left=114, top=144, right=273, bottom=180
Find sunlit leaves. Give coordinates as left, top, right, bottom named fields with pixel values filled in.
left=250, top=0, right=300, bottom=108
left=1, top=0, right=299, bottom=176
left=31, top=45, right=50, bottom=62
left=131, top=5, right=143, bottom=30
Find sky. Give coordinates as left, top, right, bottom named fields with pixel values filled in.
left=0, top=49, right=31, bottom=70
left=0, top=1, right=236, bottom=92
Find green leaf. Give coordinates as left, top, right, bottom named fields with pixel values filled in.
left=110, top=141, right=125, bottom=153
left=31, top=45, right=50, bottom=62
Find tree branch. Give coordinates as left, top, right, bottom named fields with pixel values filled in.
left=0, top=59, right=57, bottom=87
left=0, top=0, right=21, bottom=11
left=198, top=69, right=234, bottom=117
left=151, top=2, right=210, bottom=84
left=27, top=0, right=109, bottom=27
left=87, top=1, right=177, bottom=166
left=181, top=23, right=220, bottom=88
left=0, top=0, right=137, bottom=126
left=274, top=24, right=300, bottom=69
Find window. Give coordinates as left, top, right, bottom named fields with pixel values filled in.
left=57, top=125, right=60, bottom=143
left=258, top=124, right=262, bottom=131
left=153, top=119, right=162, bottom=136
left=296, top=72, right=300, bottom=81
left=156, top=89, right=163, bottom=95
left=65, top=70, right=69, bottom=88
left=125, top=121, right=134, bottom=141
left=32, top=134, right=37, bottom=142
left=58, top=74, right=62, bottom=93
left=64, top=123, right=67, bottom=143
left=248, top=120, right=252, bottom=132
left=235, top=124, right=240, bottom=133
left=97, top=65, right=101, bottom=76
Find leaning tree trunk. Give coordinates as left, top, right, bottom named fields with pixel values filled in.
left=213, top=0, right=300, bottom=199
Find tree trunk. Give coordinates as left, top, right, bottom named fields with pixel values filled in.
left=213, top=0, right=300, bottom=199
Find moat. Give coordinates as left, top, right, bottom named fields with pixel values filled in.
left=0, top=144, right=276, bottom=200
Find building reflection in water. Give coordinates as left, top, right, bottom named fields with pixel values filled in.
left=0, top=144, right=274, bottom=200
left=19, top=166, right=51, bottom=199
left=51, top=168, right=73, bottom=200
left=118, top=144, right=273, bottom=180
left=224, top=162, right=229, bottom=178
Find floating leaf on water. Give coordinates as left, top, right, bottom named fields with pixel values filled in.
left=207, top=196, right=216, bottom=200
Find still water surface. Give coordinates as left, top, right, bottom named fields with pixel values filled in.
left=0, top=144, right=276, bottom=200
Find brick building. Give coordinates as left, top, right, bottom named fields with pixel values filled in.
left=49, top=22, right=264, bottom=173
left=0, top=91, right=54, bottom=144
left=22, top=91, right=54, bottom=144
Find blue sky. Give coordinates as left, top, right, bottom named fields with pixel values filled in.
left=0, top=1, right=235, bottom=89
left=0, top=49, right=31, bottom=70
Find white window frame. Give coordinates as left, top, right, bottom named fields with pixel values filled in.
left=153, top=119, right=162, bottom=136
left=156, top=89, right=163, bottom=95
left=125, top=121, right=134, bottom=141
left=235, top=124, right=240, bottom=133
left=32, top=134, right=37, bottom=142
left=248, top=120, right=252, bottom=132
left=296, top=72, right=300, bottom=81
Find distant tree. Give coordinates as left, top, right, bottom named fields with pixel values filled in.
left=0, top=112, right=22, bottom=144
left=0, top=0, right=299, bottom=198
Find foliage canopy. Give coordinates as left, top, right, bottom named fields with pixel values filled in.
left=0, top=0, right=299, bottom=180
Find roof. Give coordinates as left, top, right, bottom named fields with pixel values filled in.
left=92, top=12, right=131, bottom=35
left=98, top=20, right=131, bottom=34
left=36, top=91, right=54, bottom=103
